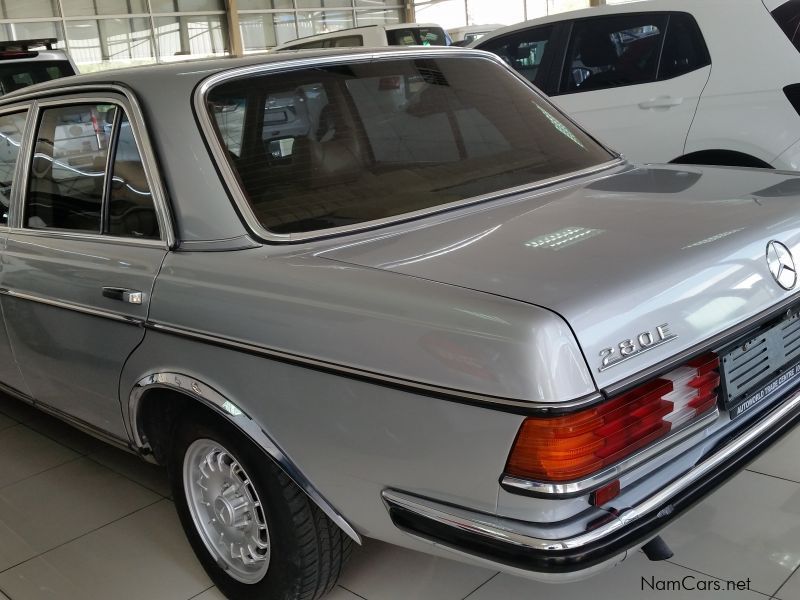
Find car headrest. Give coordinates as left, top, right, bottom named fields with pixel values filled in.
left=578, top=30, right=618, bottom=67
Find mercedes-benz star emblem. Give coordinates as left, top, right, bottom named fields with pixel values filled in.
left=767, top=241, right=797, bottom=290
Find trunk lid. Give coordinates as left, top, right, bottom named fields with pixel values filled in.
left=322, top=165, right=800, bottom=389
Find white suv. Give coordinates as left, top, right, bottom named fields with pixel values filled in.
left=474, top=0, right=800, bottom=170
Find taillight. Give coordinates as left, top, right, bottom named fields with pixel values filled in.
left=505, top=353, right=720, bottom=482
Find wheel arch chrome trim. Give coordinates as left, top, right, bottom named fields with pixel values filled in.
left=128, top=371, right=362, bottom=545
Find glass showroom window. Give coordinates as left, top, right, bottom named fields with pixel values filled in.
left=61, top=0, right=149, bottom=16
left=238, top=1, right=405, bottom=51
left=0, top=0, right=58, bottom=18
left=66, top=18, right=155, bottom=71
left=154, top=15, right=228, bottom=61
left=354, top=8, right=402, bottom=26
left=0, top=21, right=64, bottom=45
left=296, top=10, right=354, bottom=38
left=151, top=0, right=225, bottom=11
left=240, top=12, right=298, bottom=48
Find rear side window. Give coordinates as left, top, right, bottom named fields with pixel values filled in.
left=205, top=57, right=612, bottom=236
left=658, top=13, right=710, bottom=80
left=387, top=27, right=448, bottom=46
left=26, top=103, right=159, bottom=239
left=0, top=61, right=74, bottom=96
left=28, top=104, right=113, bottom=232
left=477, top=26, right=555, bottom=90
left=0, top=110, right=27, bottom=224
left=561, top=14, right=668, bottom=93
left=773, top=0, right=800, bottom=52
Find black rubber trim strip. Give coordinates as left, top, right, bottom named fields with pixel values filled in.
left=145, top=321, right=603, bottom=416
left=387, top=401, right=800, bottom=573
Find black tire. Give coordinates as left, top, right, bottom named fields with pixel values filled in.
left=169, top=411, right=352, bottom=600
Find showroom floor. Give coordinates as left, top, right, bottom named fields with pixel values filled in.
left=0, top=393, right=799, bottom=600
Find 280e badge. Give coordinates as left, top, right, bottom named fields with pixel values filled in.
left=599, top=323, right=678, bottom=372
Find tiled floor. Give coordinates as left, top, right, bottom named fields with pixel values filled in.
left=1, top=393, right=799, bottom=600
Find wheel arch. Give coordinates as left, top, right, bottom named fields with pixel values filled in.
left=671, top=149, right=773, bottom=169
left=128, top=371, right=362, bottom=544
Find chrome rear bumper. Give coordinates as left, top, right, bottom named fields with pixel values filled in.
left=382, top=386, right=800, bottom=580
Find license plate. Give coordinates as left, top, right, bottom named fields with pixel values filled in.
left=726, top=360, right=800, bottom=420
left=721, top=311, right=800, bottom=420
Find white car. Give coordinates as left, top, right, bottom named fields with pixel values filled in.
left=448, top=24, right=503, bottom=46
left=474, top=0, right=800, bottom=170
left=274, top=23, right=450, bottom=51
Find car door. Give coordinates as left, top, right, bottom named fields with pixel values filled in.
left=551, top=12, right=711, bottom=164
left=0, top=106, right=33, bottom=396
left=0, top=93, right=171, bottom=440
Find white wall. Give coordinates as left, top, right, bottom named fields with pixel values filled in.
left=413, top=0, right=595, bottom=30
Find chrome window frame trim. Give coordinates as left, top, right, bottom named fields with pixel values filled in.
left=193, top=48, right=623, bottom=244
left=500, top=408, right=720, bottom=497
left=1, top=84, right=175, bottom=248
left=128, top=371, right=362, bottom=545
left=146, top=320, right=604, bottom=414
left=382, top=383, right=800, bottom=555
left=0, top=288, right=144, bottom=325
left=0, top=103, right=34, bottom=231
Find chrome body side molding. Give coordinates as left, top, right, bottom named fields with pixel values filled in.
left=0, top=288, right=145, bottom=325
left=129, top=371, right=362, bottom=545
left=145, top=321, right=604, bottom=415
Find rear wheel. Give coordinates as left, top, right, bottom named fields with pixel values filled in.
left=169, top=412, right=352, bottom=600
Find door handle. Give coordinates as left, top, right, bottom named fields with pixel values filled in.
left=638, top=96, right=684, bottom=109
left=102, top=287, right=144, bottom=305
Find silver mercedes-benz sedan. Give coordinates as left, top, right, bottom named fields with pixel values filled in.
left=0, top=46, right=798, bottom=599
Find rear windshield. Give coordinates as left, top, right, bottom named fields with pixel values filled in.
left=0, top=60, right=74, bottom=96
left=773, top=0, right=800, bottom=51
left=206, top=56, right=612, bottom=235
left=387, top=27, right=449, bottom=46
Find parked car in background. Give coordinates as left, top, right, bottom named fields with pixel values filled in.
left=0, top=38, right=75, bottom=97
left=448, top=24, right=503, bottom=46
left=274, top=23, right=450, bottom=50
left=3, top=47, right=800, bottom=600
left=475, top=0, right=800, bottom=170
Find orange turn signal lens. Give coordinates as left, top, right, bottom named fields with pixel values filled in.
left=505, top=353, right=720, bottom=482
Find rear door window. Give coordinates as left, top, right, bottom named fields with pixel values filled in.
left=0, top=110, right=27, bottom=224
left=26, top=102, right=159, bottom=238
left=772, top=0, right=800, bottom=52
left=560, top=14, right=668, bottom=93
left=477, top=26, right=555, bottom=90
left=386, top=27, right=448, bottom=46
left=28, top=104, right=113, bottom=232
left=657, top=13, right=710, bottom=80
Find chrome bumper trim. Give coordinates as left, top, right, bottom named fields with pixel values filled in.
left=384, top=386, right=800, bottom=562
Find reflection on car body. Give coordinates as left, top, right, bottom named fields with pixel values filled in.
left=0, top=48, right=798, bottom=600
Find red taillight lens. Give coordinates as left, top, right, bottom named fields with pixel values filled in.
left=505, top=353, right=720, bottom=482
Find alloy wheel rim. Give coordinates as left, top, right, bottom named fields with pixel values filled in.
left=183, top=438, right=271, bottom=583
